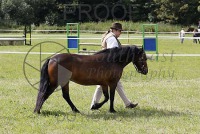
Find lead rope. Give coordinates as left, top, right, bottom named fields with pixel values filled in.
left=114, top=36, right=122, bottom=48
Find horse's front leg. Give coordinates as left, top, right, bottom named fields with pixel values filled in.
left=109, top=84, right=117, bottom=113
left=91, top=85, right=109, bottom=110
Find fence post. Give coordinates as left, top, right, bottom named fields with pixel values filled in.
left=24, top=25, right=31, bottom=45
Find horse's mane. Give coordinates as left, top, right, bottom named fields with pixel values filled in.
left=94, top=48, right=113, bottom=55
left=94, top=45, right=140, bottom=62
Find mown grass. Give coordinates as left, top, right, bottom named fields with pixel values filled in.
left=0, top=32, right=200, bottom=133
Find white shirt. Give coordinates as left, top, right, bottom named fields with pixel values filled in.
left=180, top=30, right=185, bottom=37
left=105, top=32, right=119, bottom=48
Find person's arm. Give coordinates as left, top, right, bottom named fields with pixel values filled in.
left=106, top=36, right=119, bottom=48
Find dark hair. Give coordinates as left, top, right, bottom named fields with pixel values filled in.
left=110, top=22, right=123, bottom=31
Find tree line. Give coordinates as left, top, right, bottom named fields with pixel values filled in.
left=0, top=0, right=199, bottom=26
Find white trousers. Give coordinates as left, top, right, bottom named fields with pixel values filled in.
left=91, top=81, right=131, bottom=108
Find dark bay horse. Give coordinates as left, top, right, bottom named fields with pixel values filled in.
left=187, top=27, right=200, bottom=44
left=34, top=45, right=148, bottom=114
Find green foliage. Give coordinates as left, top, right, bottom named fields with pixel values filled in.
left=153, top=0, right=199, bottom=25
left=1, top=0, right=34, bottom=24
left=0, top=0, right=199, bottom=26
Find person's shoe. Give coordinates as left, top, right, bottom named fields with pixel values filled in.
left=126, top=103, right=138, bottom=108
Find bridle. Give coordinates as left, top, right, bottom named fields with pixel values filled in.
left=133, top=52, right=147, bottom=74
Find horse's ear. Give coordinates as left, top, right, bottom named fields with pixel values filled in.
left=142, top=46, right=144, bottom=52
left=140, top=46, right=144, bottom=53
left=137, top=48, right=142, bottom=55
left=135, top=46, right=144, bottom=54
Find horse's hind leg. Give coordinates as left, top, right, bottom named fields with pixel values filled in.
left=109, top=84, right=117, bottom=113
left=34, top=84, right=57, bottom=114
left=91, top=86, right=109, bottom=110
left=62, top=82, right=80, bottom=113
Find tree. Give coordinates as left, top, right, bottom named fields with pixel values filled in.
left=0, top=0, right=4, bottom=19
left=0, top=0, right=199, bottom=26
left=1, top=0, right=34, bottom=25
left=27, top=0, right=57, bottom=26
left=123, top=0, right=156, bottom=22
left=153, top=0, right=199, bottom=25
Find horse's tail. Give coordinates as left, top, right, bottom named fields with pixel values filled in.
left=39, top=59, right=50, bottom=93
left=34, top=59, right=50, bottom=113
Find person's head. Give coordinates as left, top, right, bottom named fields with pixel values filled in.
left=110, top=22, right=123, bottom=38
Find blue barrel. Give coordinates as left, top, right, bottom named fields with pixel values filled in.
left=143, top=38, right=156, bottom=51
left=67, top=36, right=78, bottom=49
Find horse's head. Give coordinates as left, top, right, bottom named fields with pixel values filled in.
left=133, top=47, right=148, bottom=75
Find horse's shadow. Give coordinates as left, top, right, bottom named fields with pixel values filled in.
left=40, top=106, right=185, bottom=121
left=41, top=110, right=67, bottom=117
left=82, top=107, right=183, bottom=120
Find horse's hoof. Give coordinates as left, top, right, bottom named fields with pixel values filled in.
left=126, top=103, right=138, bottom=109
left=90, top=104, right=100, bottom=110
left=109, top=109, right=116, bottom=113
left=73, top=110, right=80, bottom=113
left=34, top=109, right=41, bottom=114
left=73, top=108, right=80, bottom=113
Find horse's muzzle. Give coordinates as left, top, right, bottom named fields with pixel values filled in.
left=141, top=68, right=148, bottom=75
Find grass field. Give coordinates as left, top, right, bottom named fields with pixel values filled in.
left=0, top=32, right=200, bottom=134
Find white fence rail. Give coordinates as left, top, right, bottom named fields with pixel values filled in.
left=0, top=30, right=200, bottom=40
